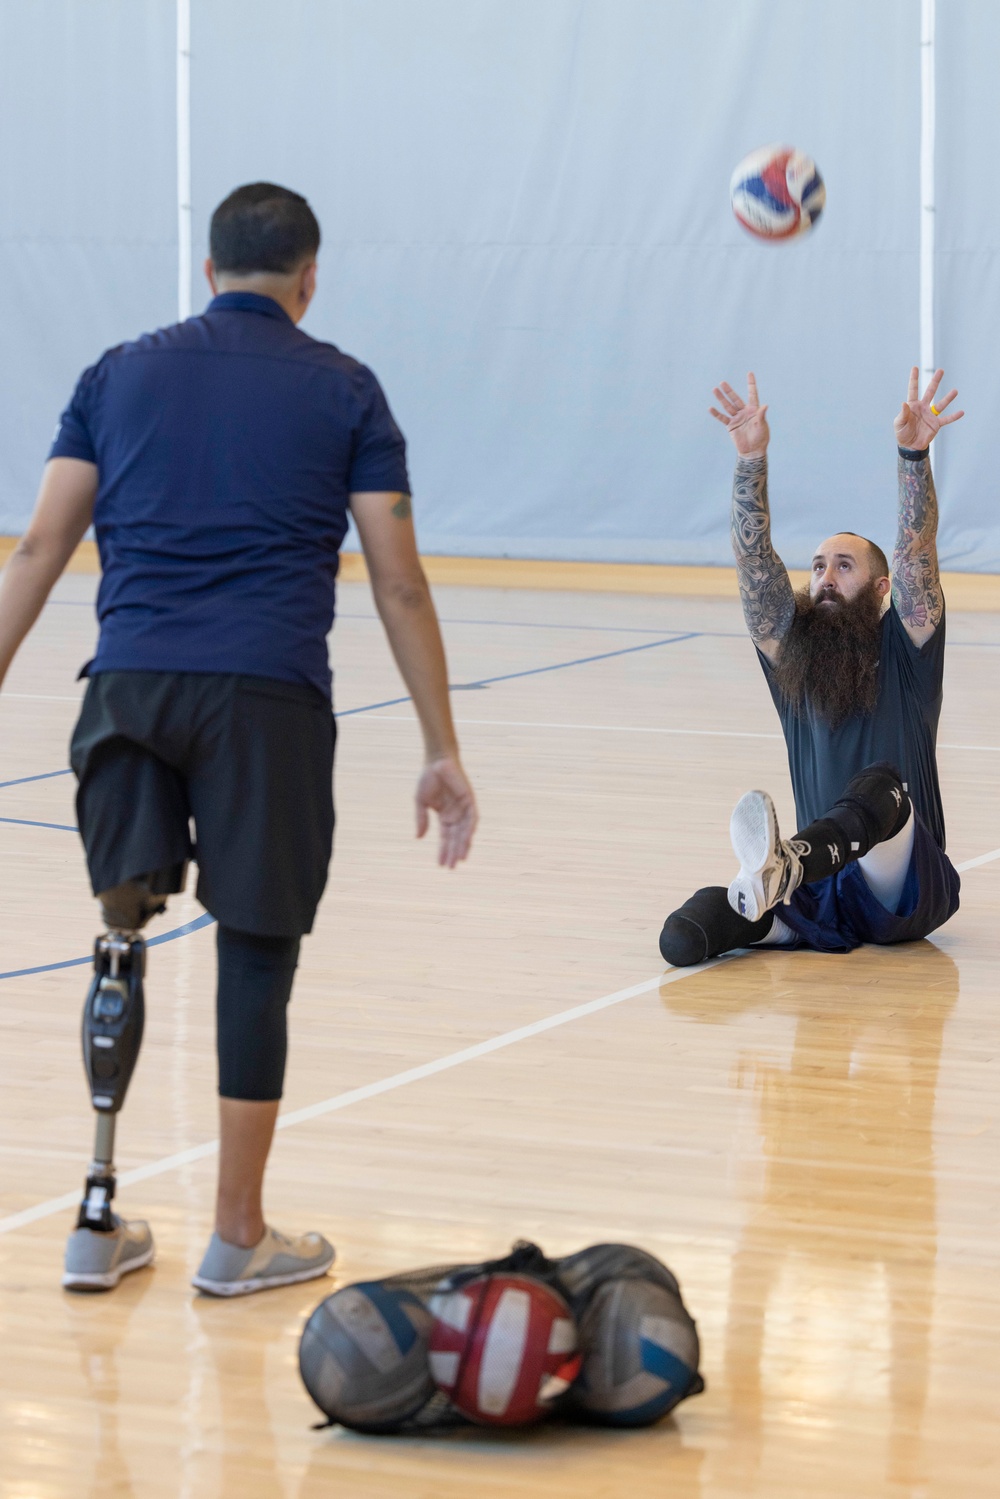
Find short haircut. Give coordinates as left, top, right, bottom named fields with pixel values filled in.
left=209, top=183, right=320, bottom=275
left=841, top=532, right=890, bottom=580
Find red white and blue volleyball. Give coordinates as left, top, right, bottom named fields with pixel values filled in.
left=730, top=144, right=825, bottom=241
left=427, top=1273, right=581, bottom=1425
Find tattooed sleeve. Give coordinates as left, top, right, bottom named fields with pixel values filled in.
left=730, top=455, right=795, bottom=648
left=892, top=454, right=943, bottom=635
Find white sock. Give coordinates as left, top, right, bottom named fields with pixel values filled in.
left=752, top=913, right=798, bottom=946
left=857, top=804, right=915, bottom=914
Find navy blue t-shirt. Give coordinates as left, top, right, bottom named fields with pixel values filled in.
left=49, top=292, right=410, bottom=697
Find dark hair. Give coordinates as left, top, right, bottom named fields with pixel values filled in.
left=842, top=532, right=890, bottom=580
left=209, top=183, right=320, bottom=274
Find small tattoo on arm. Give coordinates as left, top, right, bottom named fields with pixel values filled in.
left=391, top=493, right=412, bottom=520
left=731, top=457, right=795, bottom=648
left=892, top=455, right=942, bottom=632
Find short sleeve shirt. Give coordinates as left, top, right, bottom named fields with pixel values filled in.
left=758, top=600, right=948, bottom=848
left=49, top=292, right=410, bottom=698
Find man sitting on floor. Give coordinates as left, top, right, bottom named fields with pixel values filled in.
left=660, top=367, right=963, bottom=963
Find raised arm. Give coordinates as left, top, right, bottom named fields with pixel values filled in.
left=711, top=374, right=794, bottom=663
left=891, top=367, right=964, bottom=647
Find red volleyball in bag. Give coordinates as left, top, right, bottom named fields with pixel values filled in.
left=428, top=1272, right=581, bottom=1425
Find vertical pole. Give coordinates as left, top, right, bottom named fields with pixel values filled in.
left=177, top=0, right=192, bottom=321
left=919, top=0, right=936, bottom=383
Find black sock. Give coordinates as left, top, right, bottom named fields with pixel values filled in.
left=791, top=762, right=910, bottom=885
left=660, top=887, right=775, bottom=966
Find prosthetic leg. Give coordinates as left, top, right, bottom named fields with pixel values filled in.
left=65, top=867, right=186, bottom=1290
left=77, top=930, right=148, bottom=1232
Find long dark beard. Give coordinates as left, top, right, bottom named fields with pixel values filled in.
left=773, top=583, right=883, bottom=728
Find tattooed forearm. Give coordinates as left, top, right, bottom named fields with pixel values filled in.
left=892, top=454, right=942, bottom=633
left=731, top=455, right=795, bottom=648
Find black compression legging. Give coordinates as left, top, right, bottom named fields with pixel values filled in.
left=216, top=926, right=301, bottom=1101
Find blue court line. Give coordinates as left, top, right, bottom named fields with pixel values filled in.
left=5, top=638, right=704, bottom=785
left=339, top=633, right=699, bottom=716
left=449, top=632, right=700, bottom=688
left=0, top=768, right=74, bottom=790
left=335, top=632, right=698, bottom=716
left=0, top=630, right=699, bottom=981
left=0, top=816, right=76, bottom=832
left=0, top=912, right=216, bottom=982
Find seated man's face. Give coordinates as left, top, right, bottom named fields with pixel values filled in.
left=809, top=535, right=886, bottom=606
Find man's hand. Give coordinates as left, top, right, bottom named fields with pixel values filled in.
left=415, top=755, right=478, bottom=868
left=894, top=367, right=964, bottom=450
left=710, top=373, right=770, bottom=458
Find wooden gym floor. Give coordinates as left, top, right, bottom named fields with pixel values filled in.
left=0, top=563, right=998, bottom=1497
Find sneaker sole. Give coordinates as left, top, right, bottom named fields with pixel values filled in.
left=62, top=1242, right=156, bottom=1292
left=728, top=790, right=779, bottom=921
left=191, top=1250, right=335, bottom=1299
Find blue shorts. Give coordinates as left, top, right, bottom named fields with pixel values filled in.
left=776, top=813, right=960, bottom=953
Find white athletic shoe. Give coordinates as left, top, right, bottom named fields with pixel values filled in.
left=63, top=1215, right=155, bottom=1292
left=192, top=1225, right=335, bottom=1298
left=727, top=789, right=804, bottom=922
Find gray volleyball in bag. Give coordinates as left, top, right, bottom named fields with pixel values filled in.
left=299, top=1281, right=436, bottom=1432
left=556, top=1243, right=703, bottom=1426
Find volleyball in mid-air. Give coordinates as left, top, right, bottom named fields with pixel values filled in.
left=427, top=1272, right=581, bottom=1425
left=730, top=144, right=825, bottom=241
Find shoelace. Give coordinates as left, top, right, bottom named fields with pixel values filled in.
left=778, top=840, right=804, bottom=904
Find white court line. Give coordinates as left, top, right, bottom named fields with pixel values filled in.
left=956, top=848, right=1000, bottom=873
left=361, top=715, right=784, bottom=741
left=356, top=714, right=1000, bottom=755
left=4, top=840, right=1000, bottom=1239
left=6, top=700, right=998, bottom=755
left=0, top=961, right=727, bottom=1236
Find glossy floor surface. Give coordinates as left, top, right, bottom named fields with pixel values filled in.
left=0, top=577, right=998, bottom=1497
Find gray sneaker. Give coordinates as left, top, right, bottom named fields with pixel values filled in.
left=63, top=1215, right=155, bottom=1292
left=728, top=789, right=804, bottom=922
left=192, top=1225, right=335, bottom=1297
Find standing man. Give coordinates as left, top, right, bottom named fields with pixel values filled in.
left=659, top=368, right=962, bottom=965
left=0, top=183, right=477, bottom=1294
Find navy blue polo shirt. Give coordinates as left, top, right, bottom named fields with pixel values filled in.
left=49, top=292, right=410, bottom=698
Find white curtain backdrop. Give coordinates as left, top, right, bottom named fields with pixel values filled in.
left=0, top=1, right=994, bottom=571
left=0, top=1, right=176, bottom=531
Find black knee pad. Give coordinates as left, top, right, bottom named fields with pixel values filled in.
left=660, top=887, right=774, bottom=966
left=98, top=862, right=188, bottom=932
left=216, top=927, right=301, bottom=1101
left=830, top=762, right=909, bottom=854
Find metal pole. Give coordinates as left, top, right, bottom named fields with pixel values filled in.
left=177, top=0, right=192, bottom=321
left=919, top=0, right=936, bottom=382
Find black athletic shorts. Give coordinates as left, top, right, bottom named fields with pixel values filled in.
left=70, top=671, right=336, bottom=938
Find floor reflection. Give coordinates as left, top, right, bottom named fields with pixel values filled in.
left=63, top=1267, right=154, bottom=1498
left=186, top=1292, right=299, bottom=1497
left=664, top=941, right=958, bottom=1491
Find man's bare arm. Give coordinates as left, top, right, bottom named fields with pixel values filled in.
left=0, top=458, right=97, bottom=688
left=731, top=456, right=795, bottom=660
left=349, top=490, right=477, bottom=867
left=891, top=368, right=963, bottom=647
left=710, top=375, right=793, bottom=662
